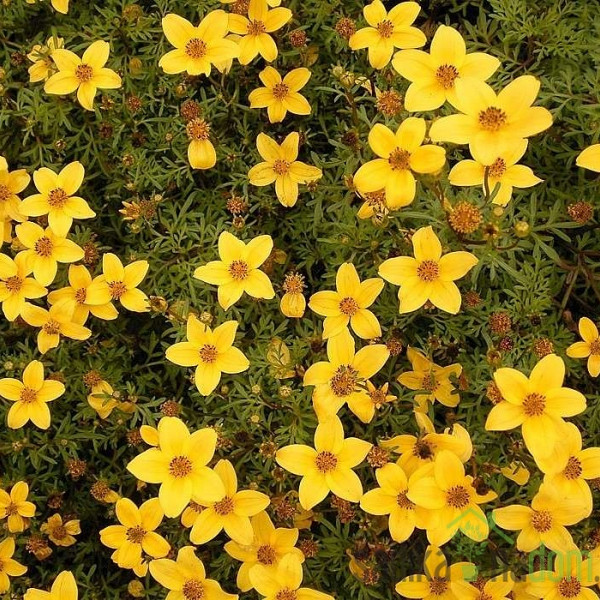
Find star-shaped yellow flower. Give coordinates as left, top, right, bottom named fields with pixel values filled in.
left=24, top=571, right=78, bottom=600
left=566, top=317, right=600, bottom=377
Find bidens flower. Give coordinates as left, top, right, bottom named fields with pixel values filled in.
left=353, top=119, right=446, bottom=209
left=349, top=0, right=426, bottom=69
left=45, top=40, right=121, bottom=111
left=378, top=226, right=478, bottom=314
left=577, top=144, right=600, bottom=173
left=24, top=571, right=78, bottom=600
left=41, top=513, right=80, bottom=547
left=28, top=36, right=64, bottom=83
left=186, top=118, right=216, bottom=170
left=0, top=537, right=27, bottom=594
left=566, top=316, right=600, bottom=377
left=0, top=253, right=47, bottom=322
left=0, top=156, right=29, bottom=223
left=0, top=482, right=36, bottom=533
left=98, top=253, right=150, bottom=312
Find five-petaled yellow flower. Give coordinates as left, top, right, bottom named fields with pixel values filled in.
left=0, top=253, right=47, bottom=321
left=309, top=262, right=383, bottom=340
left=159, top=11, right=240, bottom=76
left=248, top=132, right=322, bottom=207
left=0, top=360, right=65, bottom=430
left=0, top=156, right=29, bottom=223
left=349, top=0, right=426, bottom=69
left=353, top=119, right=446, bottom=208
left=41, top=513, right=80, bottom=547
left=127, top=416, right=224, bottom=517
left=228, top=0, right=292, bottom=64
left=24, top=570, right=78, bottom=600
left=98, top=253, right=149, bottom=312
left=378, top=226, right=478, bottom=314
left=0, top=482, right=36, bottom=533
left=392, top=25, right=500, bottom=111
left=566, top=316, right=600, bottom=377
left=276, top=415, right=372, bottom=510
left=194, top=231, right=275, bottom=310
left=28, top=36, right=64, bottom=83
left=0, top=537, right=27, bottom=594
left=185, top=117, right=216, bottom=170
left=45, top=40, right=121, bottom=111
left=577, top=144, right=600, bottom=173
left=249, top=67, right=311, bottom=123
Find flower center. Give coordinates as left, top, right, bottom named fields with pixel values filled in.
left=51, top=525, right=67, bottom=539
left=488, top=158, right=507, bottom=178
left=446, top=485, right=470, bottom=508
left=213, top=496, right=234, bottom=516
left=126, top=525, right=146, bottom=543
left=248, top=20, right=267, bottom=35
left=283, top=272, right=304, bottom=294
left=590, top=339, right=600, bottom=355
left=108, top=281, right=127, bottom=299
left=20, top=387, right=38, bottom=403
left=563, top=456, right=583, bottom=480
left=557, top=577, right=582, bottom=598
left=48, top=188, right=69, bottom=208
left=35, top=236, right=54, bottom=257
left=5, top=503, right=18, bottom=516
left=376, top=20, right=394, bottom=38
left=182, top=579, right=205, bottom=600
left=397, top=491, right=414, bottom=510
left=0, top=184, right=11, bottom=202
left=416, top=260, right=439, bottom=282
left=369, top=387, right=387, bottom=407
left=272, top=82, right=289, bottom=100
left=477, top=594, right=494, bottom=600
left=275, top=590, right=297, bottom=600
left=388, top=148, right=411, bottom=171
left=186, top=118, right=210, bottom=141
left=228, top=260, right=249, bottom=280
left=4, top=275, right=23, bottom=293
left=315, top=451, right=338, bottom=473
left=435, top=64, right=459, bottom=89
left=74, top=288, right=87, bottom=304
left=75, top=63, right=94, bottom=82
left=413, top=439, right=434, bottom=459
left=273, top=159, right=291, bottom=175
left=478, top=107, right=507, bottom=132
left=257, top=544, right=277, bottom=565
left=522, top=393, right=546, bottom=417
left=185, top=38, right=207, bottom=59
left=339, top=296, right=359, bottom=316
left=429, top=578, right=448, bottom=595
left=199, top=344, right=218, bottom=364
left=421, top=372, right=438, bottom=392
left=42, top=320, right=61, bottom=335
left=169, top=456, right=193, bottom=478
left=531, top=510, right=552, bottom=533
left=330, top=365, right=359, bottom=396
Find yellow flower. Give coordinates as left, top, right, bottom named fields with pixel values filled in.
left=194, top=231, right=275, bottom=309
left=149, top=546, right=237, bottom=600
left=190, top=459, right=270, bottom=545
left=280, top=272, right=306, bottom=318
left=98, top=253, right=149, bottom=312
left=228, top=0, right=292, bottom=64
left=452, top=574, right=514, bottom=600
left=379, top=226, right=478, bottom=314
left=303, top=328, right=389, bottom=422
left=41, top=513, right=80, bottom=547
left=429, top=75, right=553, bottom=164
left=248, top=132, right=322, bottom=207
left=249, top=67, right=311, bottom=123
left=166, top=314, right=250, bottom=396
left=51, top=0, right=69, bottom=13
left=45, top=40, right=121, bottom=111
left=85, top=374, right=119, bottom=418
left=485, top=354, right=586, bottom=459
left=100, top=498, right=170, bottom=574
left=0, top=482, right=36, bottom=533
left=356, top=189, right=390, bottom=220
left=180, top=501, right=203, bottom=529
left=449, top=139, right=542, bottom=206
left=159, top=11, right=240, bottom=76
left=185, top=118, right=216, bottom=170
left=24, top=570, right=78, bottom=600
left=0, top=537, right=27, bottom=594
left=566, top=317, right=600, bottom=377
left=349, top=0, right=426, bottom=69
left=249, top=553, right=333, bottom=600
left=395, top=545, right=476, bottom=599
left=576, top=144, right=600, bottom=173
left=0, top=156, right=30, bottom=222
left=0, top=360, right=65, bottom=429
left=21, top=162, right=95, bottom=236
left=0, top=253, right=47, bottom=321
left=353, top=119, right=446, bottom=208
left=127, top=416, right=225, bottom=517
left=224, top=511, right=304, bottom=592
left=500, top=462, right=530, bottom=486
left=28, top=36, right=64, bottom=83
left=492, top=483, right=586, bottom=553
left=309, top=262, right=383, bottom=340
left=15, top=222, right=84, bottom=286
left=392, top=25, right=500, bottom=111
left=398, top=347, right=462, bottom=411
left=408, top=450, right=496, bottom=545
left=48, top=264, right=117, bottom=325
left=360, top=462, right=431, bottom=543
left=21, top=301, right=91, bottom=354
left=276, top=415, right=372, bottom=510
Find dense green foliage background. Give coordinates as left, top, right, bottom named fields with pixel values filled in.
left=1, top=0, right=600, bottom=597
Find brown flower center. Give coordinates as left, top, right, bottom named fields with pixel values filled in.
left=435, top=64, right=459, bottom=89
left=34, top=236, right=54, bottom=257
left=108, top=281, right=128, bottom=299
left=248, top=20, right=267, bottom=35
left=75, top=63, right=94, bottom=82
left=590, top=339, right=600, bottom=355
left=275, top=590, right=297, bottom=600
left=199, top=344, right=218, bottom=364
left=421, top=372, right=438, bottom=392
left=42, top=320, right=61, bottom=335
left=388, top=148, right=411, bottom=171
left=273, top=159, right=291, bottom=175
left=74, top=288, right=87, bottom=304
left=283, top=272, right=305, bottom=294
left=5, top=503, right=18, bottom=516
left=376, top=20, right=394, bottom=38
left=51, top=525, right=67, bottom=539
left=213, top=496, right=234, bottom=516
left=397, top=491, right=414, bottom=510
left=531, top=510, right=552, bottom=533
left=446, top=485, right=470, bottom=508
left=488, top=158, right=507, bottom=179
left=186, top=118, right=210, bottom=141
left=126, top=525, right=146, bottom=543
left=477, top=594, right=494, bottom=600
left=182, top=579, right=205, bottom=600
left=185, top=38, right=207, bottom=59
left=20, top=387, right=38, bottom=403
left=416, top=260, right=439, bottom=282
left=4, top=275, right=23, bottom=293
left=557, top=577, right=581, bottom=598
left=429, top=578, right=448, bottom=595
left=330, top=365, right=359, bottom=396
left=563, top=456, right=583, bottom=480
left=522, top=393, right=546, bottom=417
left=272, top=82, right=290, bottom=100
left=48, top=188, right=69, bottom=208
left=169, top=456, right=193, bottom=478
left=413, top=439, right=434, bottom=459
left=257, top=544, right=277, bottom=565
left=478, top=107, right=507, bottom=132
left=339, top=296, right=359, bottom=316
left=0, top=184, right=11, bottom=203
left=315, top=451, right=338, bottom=473
left=228, top=260, right=249, bottom=280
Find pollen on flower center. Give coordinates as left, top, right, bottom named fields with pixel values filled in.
left=478, top=107, right=507, bottom=132
left=413, top=439, right=434, bottom=459
left=75, top=63, right=94, bottom=82
left=429, top=578, right=448, bottom=595
left=228, top=260, right=250, bottom=280
left=435, top=64, right=460, bottom=89
left=283, top=272, right=305, bottom=294
left=275, top=589, right=298, bottom=600
left=199, top=344, right=218, bottom=364
left=35, top=236, right=54, bottom=257
left=388, top=148, right=411, bottom=171
left=48, top=188, right=69, bottom=208
left=42, top=320, right=61, bottom=335
left=339, top=296, right=359, bottom=316
left=4, top=275, right=23, bottom=293
left=257, top=544, right=277, bottom=565
left=186, top=118, right=210, bottom=141
left=421, top=373, right=438, bottom=392
left=488, top=158, right=507, bottom=178
left=397, top=491, right=414, bottom=510
left=51, top=525, right=68, bottom=539
left=589, top=339, right=600, bottom=355
left=185, top=38, right=207, bottom=59
left=0, top=184, right=12, bottom=202
left=214, top=496, right=234, bottom=516
left=248, top=20, right=267, bottom=35
left=531, top=510, right=552, bottom=532
left=20, top=387, right=38, bottom=403
left=75, top=288, right=87, bottom=304
left=5, top=503, right=18, bottom=516
left=182, top=579, right=205, bottom=600
left=522, top=392, right=546, bottom=417
left=478, top=593, right=494, bottom=600
left=446, top=485, right=470, bottom=508
left=557, top=577, right=581, bottom=598
left=315, top=451, right=338, bottom=473
left=126, top=525, right=146, bottom=543
left=376, top=19, right=394, bottom=38
left=563, top=456, right=583, bottom=480
left=169, top=456, right=193, bottom=478
left=108, top=281, right=128, bottom=299
left=330, top=365, right=359, bottom=396
left=272, top=83, right=290, bottom=100
left=273, top=159, right=291, bottom=175
left=416, top=260, right=439, bottom=282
